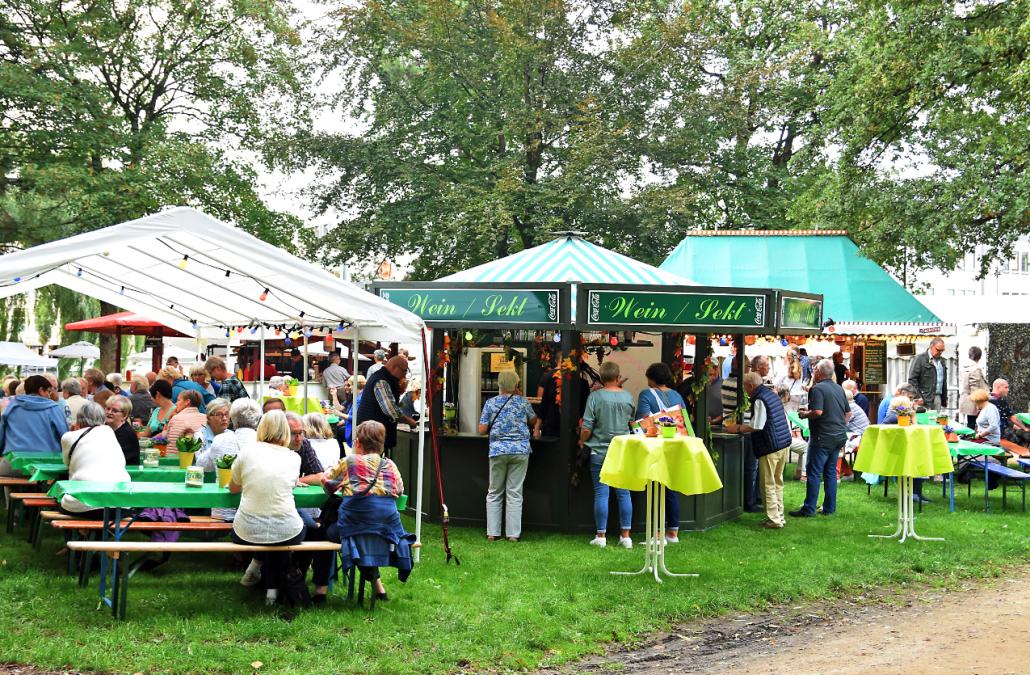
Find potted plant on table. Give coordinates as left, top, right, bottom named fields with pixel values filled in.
left=942, top=425, right=959, bottom=443
left=215, top=454, right=237, bottom=488
left=176, top=435, right=203, bottom=468
left=657, top=415, right=678, bottom=439
left=894, top=402, right=915, bottom=427
left=151, top=435, right=168, bottom=456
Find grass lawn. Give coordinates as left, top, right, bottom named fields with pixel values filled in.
left=0, top=472, right=1027, bottom=673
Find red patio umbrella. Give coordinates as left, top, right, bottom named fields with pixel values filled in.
left=64, top=311, right=188, bottom=373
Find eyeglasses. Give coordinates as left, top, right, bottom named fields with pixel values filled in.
left=208, top=411, right=230, bottom=419
left=105, top=407, right=124, bottom=415
left=290, top=430, right=304, bottom=437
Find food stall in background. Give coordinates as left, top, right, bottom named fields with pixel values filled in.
left=374, top=280, right=824, bottom=533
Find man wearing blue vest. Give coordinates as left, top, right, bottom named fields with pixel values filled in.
left=725, top=372, right=792, bottom=529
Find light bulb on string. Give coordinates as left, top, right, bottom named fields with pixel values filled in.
left=249, top=326, right=258, bottom=335
left=275, top=327, right=281, bottom=336
left=191, top=320, right=198, bottom=329
left=76, top=268, right=83, bottom=277
left=179, top=255, right=189, bottom=270
left=609, top=335, right=619, bottom=347
left=464, top=331, right=473, bottom=341
left=303, top=327, right=313, bottom=338
left=224, top=269, right=230, bottom=278
left=236, top=326, right=244, bottom=334
left=225, top=328, right=230, bottom=338
left=781, top=338, right=789, bottom=347
left=259, top=288, right=269, bottom=301
left=337, top=321, right=344, bottom=331
left=13, top=277, right=20, bottom=283
left=284, top=337, right=292, bottom=346
left=553, top=332, right=561, bottom=343
left=119, top=286, right=125, bottom=295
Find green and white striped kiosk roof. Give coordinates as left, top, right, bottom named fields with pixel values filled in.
left=438, top=234, right=697, bottom=286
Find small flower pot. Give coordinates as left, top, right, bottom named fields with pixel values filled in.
left=936, top=415, right=948, bottom=425
left=217, top=467, right=232, bottom=488
left=661, top=426, right=677, bottom=439
left=645, top=427, right=659, bottom=437
left=898, top=415, right=913, bottom=427
left=155, top=444, right=167, bottom=457
left=178, top=451, right=195, bottom=469
left=946, top=432, right=959, bottom=443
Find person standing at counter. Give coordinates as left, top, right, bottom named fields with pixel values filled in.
left=204, top=356, right=249, bottom=403
left=319, top=352, right=351, bottom=391
left=478, top=370, right=537, bottom=542
left=357, top=355, right=417, bottom=454
left=635, top=362, right=688, bottom=544
left=580, top=361, right=635, bottom=549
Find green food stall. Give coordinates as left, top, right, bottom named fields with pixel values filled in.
left=374, top=235, right=823, bottom=533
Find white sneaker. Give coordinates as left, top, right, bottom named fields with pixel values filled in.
left=240, top=562, right=262, bottom=587
left=589, top=536, right=607, bottom=548
left=618, top=536, right=633, bottom=549
left=265, top=589, right=278, bottom=606
left=665, top=535, right=680, bottom=544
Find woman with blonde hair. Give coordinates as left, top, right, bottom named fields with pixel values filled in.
left=230, top=410, right=304, bottom=606
left=775, top=349, right=807, bottom=413
left=303, top=412, right=341, bottom=468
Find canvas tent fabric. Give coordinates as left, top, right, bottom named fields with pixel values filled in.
left=660, top=230, right=946, bottom=331
left=64, top=311, right=188, bottom=337
left=0, top=207, right=424, bottom=343
left=0, top=342, right=58, bottom=369
left=440, top=234, right=697, bottom=286
left=47, top=341, right=100, bottom=359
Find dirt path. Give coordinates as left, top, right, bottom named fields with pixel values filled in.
left=566, top=568, right=1030, bottom=674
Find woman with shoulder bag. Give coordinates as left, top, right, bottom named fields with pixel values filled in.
left=635, top=362, right=689, bottom=544
left=478, top=370, right=537, bottom=542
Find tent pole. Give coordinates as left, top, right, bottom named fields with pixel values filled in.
left=115, top=326, right=122, bottom=375
left=351, top=331, right=359, bottom=429
left=259, top=324, right=266, bottom=402
left=302, top=328, right=309, bottom=414
left=414, top=327, right=429, bottom=563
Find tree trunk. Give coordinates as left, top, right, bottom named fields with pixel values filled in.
left=98, top=300, right=119, bottom=373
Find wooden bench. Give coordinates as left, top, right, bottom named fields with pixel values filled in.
left=6, top=492, right=56, bottom=533
left=67, top=540, right=344, bottom=619
left=0, top=477, right=38, bottom=488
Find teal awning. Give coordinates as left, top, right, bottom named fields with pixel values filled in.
left=439, top=235, right=697, bottom=286
left=660, top=232, right=941, bottom=324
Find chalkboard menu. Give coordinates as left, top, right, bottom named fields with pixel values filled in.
left=864, top=340, right=887, bottom=385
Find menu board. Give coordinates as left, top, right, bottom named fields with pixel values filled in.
left=864, top=340, right=887, bottom=385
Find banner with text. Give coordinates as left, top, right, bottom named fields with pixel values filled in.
left=376, top=284, right=567, bottom=327
left=581, top=287, right=773, bottom=331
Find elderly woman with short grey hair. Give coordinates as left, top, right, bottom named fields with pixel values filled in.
left=60, top=402, right=131, bottom=515
left=478, top=369, right=537, bottom=542
left=202, top=398, right=262, bottom=521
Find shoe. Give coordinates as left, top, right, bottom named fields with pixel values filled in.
left=788, top=509, right=814, bottom=518
left=486, top=535, right=499, bottom=541
left=311, top=593, right=328, bottom=607
left=589, top=536, right=607, bottom=548
left=820, top=510, right=835, bottom=516
left=912, top=494, right=931, bottom=504
left=240, top=565, right=262, bottom=588
left=762, top=521, right=784, bottom=529
left=265, top=590, right=278, bottom=606
left=374, top=591, right=389, bottom=602
left=618, top=536, right=633, bottom=549
left=800, top=475, right=807, bottom=482
left=506, top=537, right=519, bottom=543
left=665, top=535, right=680, bottom=544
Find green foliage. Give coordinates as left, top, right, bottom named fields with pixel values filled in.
left=215, top=453, right=237, bottom=470
left=0, top=479, right=1026, bottom=671
left=808, top=0, right=1030, bottom=278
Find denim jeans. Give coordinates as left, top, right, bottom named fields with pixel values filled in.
left=743, top=437, right=762, bottom=510
left=666, top=490, right=681, bottom=531
left=590, top=454, right=632, bottom=533
left=801, top=444, right=839, bottom=515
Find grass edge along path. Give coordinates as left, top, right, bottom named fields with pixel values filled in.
left=0, top=477, right=1027, bottom=673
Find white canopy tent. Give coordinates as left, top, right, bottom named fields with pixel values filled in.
left=47, top=341, right=101, bottom=359
left=0, top=342, right=59, bottom=369
left=0, top=206, right=430, bottom=560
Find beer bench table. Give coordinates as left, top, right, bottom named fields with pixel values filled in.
left=48, top=481, right=328, bottom=618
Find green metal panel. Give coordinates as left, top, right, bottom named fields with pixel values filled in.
left=661, top=234, right=940, bottom=324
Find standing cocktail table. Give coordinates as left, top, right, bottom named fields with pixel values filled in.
left=854, top=425, right=954, bottom=542
left=600, top=435, right=722, bottom=582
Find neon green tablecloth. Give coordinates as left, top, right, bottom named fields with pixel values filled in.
left=5, top=451, right=63, bottom=473
left=1017, top=412, right=1030, bottom=426
left=947, top=440, right=1006, bottom=458
left=915, top=412, right=974, bottom=436
left=48, top=481, right=327, bottom=510
left=25, top=463, right=204, bottom=483
left=854, top=425, right=954, bottom=477
left=600, top=435, right=722, bottom=495
left=262, top=395, right=324, bottom=415
left=787, top=411, right=809, bottom=439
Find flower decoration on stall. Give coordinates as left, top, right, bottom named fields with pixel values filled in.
left=689, top=355, right=714, bottom=400
left=732, top=390, right=751, bottom=424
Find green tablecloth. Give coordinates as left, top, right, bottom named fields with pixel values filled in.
left=48, top=481, right=327, bottom=510
left=947, top=440, right=1006, bottom=458
left=915, top=412, right=974, bottom=435
left=854, top=425, right=954, bottom=477
left=262, top=395, right=324, bottom=415
left=5, top=451, right=63, bottom=473
left=600, top=435, right=723, bottom=495
left=25, top=463, right=199, bottom=483
left=1017, top=412, right=1030, bottom=426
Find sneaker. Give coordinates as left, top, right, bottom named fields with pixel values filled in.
left=618, top=536, right=633, bottom=549
left=589, top=536, right=607, bottom=548
left=240, top=565, right=262, bottom=588
left=264, top=589, right=278, bottom=606
left=665, top=535, right=680, bottom=544
left=762, top=521, right=784, bottom=529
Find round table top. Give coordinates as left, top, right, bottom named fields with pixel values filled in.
left=853, top=424, right=955, bottom=477
left=600, top=434, right=723, bottom=495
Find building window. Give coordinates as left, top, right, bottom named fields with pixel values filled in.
left=1021, top=253, right=1030, bottom=273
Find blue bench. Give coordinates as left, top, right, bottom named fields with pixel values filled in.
left=1018, top=458, right=1030, bottom=472
left=968, top=461, right=1030, bottom=512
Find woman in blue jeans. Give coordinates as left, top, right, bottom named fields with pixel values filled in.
left=580, top=361, right=635, bottom=549
left=635, top=362, right=689, bottom=544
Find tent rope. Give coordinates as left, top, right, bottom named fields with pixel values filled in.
left=421, top=330, right=459, bottom=566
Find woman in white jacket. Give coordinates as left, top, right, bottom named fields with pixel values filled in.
left=60, top=402, right=130, bottom=515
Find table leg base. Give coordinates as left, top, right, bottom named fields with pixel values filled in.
left=610, top=482, right=698, bottom=582
left=868, top=476, right=944, bottom=543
